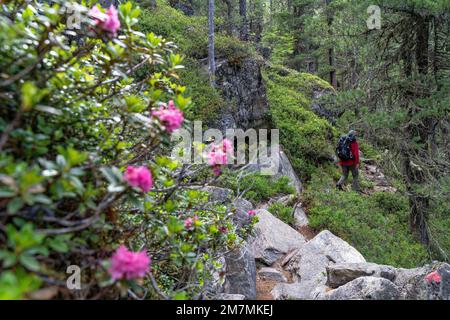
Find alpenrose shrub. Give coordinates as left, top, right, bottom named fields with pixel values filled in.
left=0, top=0, right=254, bottom=299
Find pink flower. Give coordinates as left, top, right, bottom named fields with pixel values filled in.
left=89, top=5, right=121, bottom=36
left=108, top=245, right=150, bottom=280
left=103, top=6, right=121, bottom=35
left=212, top=165, right=222, bottom=176
left=219, top=226, right=228, bottom=234
left=207, top=149, right=228, bottom=166
left=425, top=271, right=441, bottom=284
left=213, top=138, right=233, bottom=153
left=184, top=217, right=193, bottom=229
left=89, top=5, right=106, bottom=22
left=152, top=100, right=184, bottom=133
left=248, top=210, right=256, bottom=216
left=124, top=166, right=153, bottom=193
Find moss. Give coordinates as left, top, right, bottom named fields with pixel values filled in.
left=180, top=59, right=225, bottom=123
left=138, top=4, right=207, bottom=58
left=137, top=3, right=260, bottom=123
left=263, top=65, right=335, bottom=180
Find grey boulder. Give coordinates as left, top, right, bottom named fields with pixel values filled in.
left=258, top=267, right=288, bottom=283
left=249, top=210, right=306, bottom=265
left=326, top=262, right=397, bottom=288
left=394, top=262, right=450, bottom=300
left=325, top=276, right=401, bottom=300
left=278, top=230, right=365, bottom=299
left=223, top=245, right=257, bottom=300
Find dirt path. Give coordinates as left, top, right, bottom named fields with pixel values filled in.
left=362, top=162, right=397, bottom=193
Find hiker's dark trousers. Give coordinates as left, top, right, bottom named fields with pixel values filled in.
left=337, top=165, right=360, bottom=191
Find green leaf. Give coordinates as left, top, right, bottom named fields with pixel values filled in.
left=7, top=198, right=24, bottom=214
left=47, top=238, right=69, bottom=253
left=19, top=254, right=40, bottom=272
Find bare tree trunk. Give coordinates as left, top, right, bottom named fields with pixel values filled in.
left=208, top=0, right=216, bottom=86
left=223, top=0, right=233, bottom=36
left=325, top=0, right=337, bottom=88
left=239, top=0, right=248, bottom=41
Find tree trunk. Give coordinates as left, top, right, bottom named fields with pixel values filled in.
left=405, top=15, right=432, bottom=245
left=239, top=0, right=248, bottom=41
left=223, top=0, right=233, bottom=36
left=325, top=0, right=337, bottom=88
left=208, top=0, right=216, bottom=86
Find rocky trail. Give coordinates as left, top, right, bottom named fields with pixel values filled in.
left=214, top=157, right=449, bottom=300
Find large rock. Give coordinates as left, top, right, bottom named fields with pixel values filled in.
left=293, top=206, right=309, bottom=228
left=231, top=198, right=253, bottom=229
left=277, top=150, right=302, bottom=194
left=201, top=186, right=234, bottom=203
left=215, top=293, right=246, bottom=300
left=284, top=230, right=366, bottom=282
left=310, top=88, right=342, bottom=125
left=249, top=210, right=306, bottom=266
left=277, top=230, right=366, bottom=299
left=214, top=57, right=269, bottom=131
left=243, top=149, right=302, bottom=194
left=394, top=262, right=450, bottom=300
left=272, top=281, right=328, bottom=300
left=326, top=262, right=397, bottom=288
left=325, top=277, right=401, bottom=300
left=223, top=245, right=257, bottom=300
left=258, top=268, right=288, bottom=283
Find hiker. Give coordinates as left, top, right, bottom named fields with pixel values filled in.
left=336, top=130, right=361, bottom=192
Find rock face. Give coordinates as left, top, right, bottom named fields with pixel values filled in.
left=325, top=277, right=401, bottom=300
left=277, top=150, right=302, bottom=193
left=214, top=57, right=269, bottom=131
left=293, top=206, right=309, bottom=228
left=215, top=293, right=246, bottom=300
left=250, top=210, right=306, bottom=266
left=244, top=149, right=302, bottom=194
left=258, top=268, right=288, bottom=283
left=273, top=230, right=366, bottom=300
left=231, top=198, right=253, bottom=229
left=201, top=186, right=234, bottom=203
left=394, top=262, right=450, bottom=300
left=326, top=262, right=397, bottom=289
left=310, top=88, right=341, bottom=125
left=223, top=245, right=257, bottom=300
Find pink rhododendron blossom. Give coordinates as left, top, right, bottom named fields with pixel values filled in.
left=152, top=100, right=184, bottom=133
left=213, top=138, right=233, bottom=153
left=219, top=226, right=228, bottom=234
left=207, top=149, right=228, bottom=166
left=184, top=217, right=193, bottom=229
left=89, top=5, right=107, bottom=22
left=248, top=210, right=256, bottom=216
left=425, top=271, right=441, bottom=283
left=108, top=245, right=150, bottom=280
left=212, top=165, right=222, bottom=176
left=89, top=5, right=120, bottom=36
left=103, top=6, right=121, bottom=34
left=124, top=166, right=153, bottom=192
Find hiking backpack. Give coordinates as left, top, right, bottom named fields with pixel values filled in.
left=336, top=135, right=354, bottom=161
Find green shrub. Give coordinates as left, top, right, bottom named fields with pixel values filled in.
left=304, top=172, right=428, bottom=268
left=263, top=65, right=335, bottom=180
left=0, top=0, right=250, bottom=300
left=179, top=59, right=225, bottom=123
left=218, top=172, right=296, bottom=204
left=268, top=202, right=295, bottom=225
